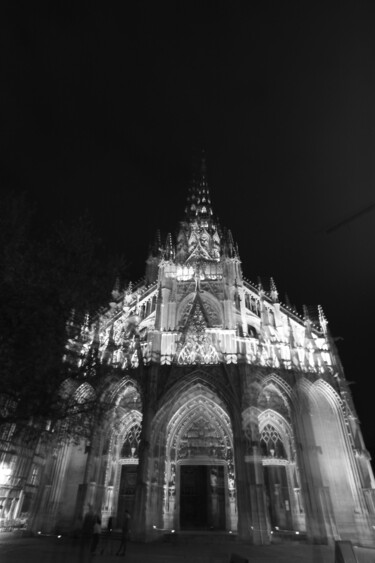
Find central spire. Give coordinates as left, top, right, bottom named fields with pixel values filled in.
left=176, top=153, right=222, bottom=264
left=185, top=152, right=214, bottom=222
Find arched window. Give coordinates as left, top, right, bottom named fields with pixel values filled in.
left=247, top=325, right=258, bottom=338
left=260, top=424, right=287, bottom=459
left=120, top=424, right=141, bottom=458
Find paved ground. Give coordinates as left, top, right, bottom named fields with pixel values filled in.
left=0, top=532, right=337, bottom=563
left=1, top=532, right=375, bottom=563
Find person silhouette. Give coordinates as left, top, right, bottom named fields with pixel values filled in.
left=116, top=510, right=131, bottom=557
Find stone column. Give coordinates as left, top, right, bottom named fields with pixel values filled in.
left=132, top=363, right=158, bottom=540
left=243, top=411, right=270, bottom=545
left=233, top=406, right=270, bottom=544
left=71, top=430, right=99, bottom=529
left=39, top=442, right=71, bottom=532
left=286, top=463, right=305, bottom=531
left=293, top=385, right=331, bottom=544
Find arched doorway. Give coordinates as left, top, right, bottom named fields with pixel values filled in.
left=257, top=379, right=306, bottom=533
left=305, top=380, right=367, bottom=541
left=162, top=388, right=237, bottom=532
left=259, top=410, right=305, bottom=532
left=99, top=380, right=142, bottom=529
left=116, top=421, right=142, bottom=527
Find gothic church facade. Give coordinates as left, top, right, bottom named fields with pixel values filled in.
left=2, top=164, right=375, bottom=545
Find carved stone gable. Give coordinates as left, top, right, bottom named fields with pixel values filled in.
left=176, top=293, right=220, bottom=365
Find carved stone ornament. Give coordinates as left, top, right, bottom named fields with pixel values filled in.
left=176, top=295, right=220, bottom=365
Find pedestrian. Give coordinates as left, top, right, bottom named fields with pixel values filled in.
left=90, top=515, right=101, bottom=555
left=100, top=516, right=113, bottom=555
left=116, top=510, right=131, bottom=557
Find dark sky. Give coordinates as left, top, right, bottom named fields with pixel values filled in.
left=2, top=3, right=375, bottom=460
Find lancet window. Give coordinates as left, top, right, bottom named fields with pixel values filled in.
left=120, top=424, right=141, bottom=459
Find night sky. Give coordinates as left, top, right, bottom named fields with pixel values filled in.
left=2, top=4, right=375, bottom=462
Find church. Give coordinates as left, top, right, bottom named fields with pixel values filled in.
left=1, top=161, right=375, bottom=546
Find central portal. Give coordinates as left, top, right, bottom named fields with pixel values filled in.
left=180, top=465, right=225, bottom=530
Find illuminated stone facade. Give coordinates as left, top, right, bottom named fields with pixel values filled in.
left=1, top=163, right=375, bottom=545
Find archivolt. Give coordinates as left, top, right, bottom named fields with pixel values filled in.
left=59, top=379, right=96, bottom=403
left=117, top=409, right=142, bottom=434
left=261, top=373, right=294, bottom=402
left=160, top=367, right=235, bottom=418
left=59, top=378, right=78, bottom=399
left=151, top=381, right=233, bottom=455
left=101, top=376, right=142, bottom=407
left=166, top=394, right=232, bottom=452
left=312, top=379, right=344, bottom=411
left=295, top=378, right=344, bottom=417
left=74, top=382, right=96, bottom=403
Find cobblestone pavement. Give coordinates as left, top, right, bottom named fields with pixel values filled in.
left=0, top=533, right=338, bottom=563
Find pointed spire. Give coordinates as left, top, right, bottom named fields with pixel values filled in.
left=257, top=276, right=264, bottom=293
left=165, top=233, right=175, bottom=261
left=126, top=281, right=133, bottom=295
left=66, top=308, right=80, bottom=340
left=185, top=150, right=214, bottom=222
left=80, top=312, right=91, bottom=341
left=318, top=305, right=328, bottom=334
left=302, top=305, right=309, bottom=322
left=270, top=277, right=279, bottom=302
left=303, top=305, right=317, bottom=342
left=111, top=277, right=121, bottom=301
left=235, top=242, right=240, bottom=260
left=303, top=305, right=321, bottom=327
left=146, top=230, right=163, bottom=284
left=284, top=293, right=292, bottom=309
left=81, top=319, right=101, bottom=378
left=123, top=282, right=133, bottom=310
left=223, top=228, right=236, bottom=258
left=66, top=308, right=76, bottom=330
left=103, top=323, right=116, bottom=364
left=149, top=230, right=162, bottom=256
